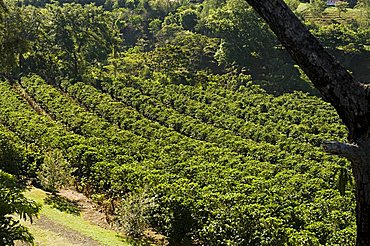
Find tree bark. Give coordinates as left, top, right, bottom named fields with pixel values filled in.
left=244, top=0, right=370, bottom=245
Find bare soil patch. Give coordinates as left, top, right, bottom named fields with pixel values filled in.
left=58, top=188, right=113, bottom=230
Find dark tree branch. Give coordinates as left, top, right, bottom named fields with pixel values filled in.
left=244, top=0, right=370, bottom=140
left=323, top=140, right=358, bottom=161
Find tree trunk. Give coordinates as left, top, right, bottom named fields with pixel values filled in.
left=351, top=140, right=370, bottom=245
left=356, top=170, right=370, bottom=245
left=244, top=0, right=370, bottom=245
left=324, top=139, right=370, bottom=245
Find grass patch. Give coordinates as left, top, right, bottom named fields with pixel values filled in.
left=24, top=187, right=131, bottom=246
left=297, top=3, right=310, bottom=13
left=18, top=220, right=78, bottom=246
left=298, top=3, right=364, bottom=24
left=323, top=6, right=362, bottom=19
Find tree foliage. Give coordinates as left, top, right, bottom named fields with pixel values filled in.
left=0, top=171, right=40, bottom=245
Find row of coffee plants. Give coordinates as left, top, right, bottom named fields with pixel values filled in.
left=0, top=123, right=37, bottom=177
left=100, top=79, right=282, bottom=162
left=97, top=77, right=354, bottom=244
left=115, top=75, right=347, bottom=148
left=5, top=76, right=356, bottom=244
left=17, top=76, right=283, bottom=243
left=20, top=76, right=255, bottom=172
left=0, top=81, right=114, bottom=187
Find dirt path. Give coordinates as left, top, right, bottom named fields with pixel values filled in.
left=58, top=188, right=113, bottom=230
left=16, top=187, right=166, bottom=245
left=33, top=215, right=100, bottom=246
left=12, top=83, right=52, bottom=119
left=15, top=187, right=129, bottom=246
left=58, top=189, right=168, bottom=246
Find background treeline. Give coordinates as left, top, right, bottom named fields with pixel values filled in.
left=0, top=0, right=369, bottom=245
left=1, top=0, right=369, bottom=93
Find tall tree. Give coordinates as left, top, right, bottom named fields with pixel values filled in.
left=244, top=0, right=370, bottom=245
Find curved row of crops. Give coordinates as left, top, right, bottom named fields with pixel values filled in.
left=0, top=76, right=355, bottom=245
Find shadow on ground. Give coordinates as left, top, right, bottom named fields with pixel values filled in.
left=44, top=194, right=81, bottom=215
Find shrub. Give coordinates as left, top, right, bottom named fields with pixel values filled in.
left=114, top=190, right=156, bottom=238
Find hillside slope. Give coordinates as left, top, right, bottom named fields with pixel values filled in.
left=0, top=75, right=356, bottom=245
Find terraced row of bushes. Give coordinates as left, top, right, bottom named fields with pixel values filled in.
left=0, top=75, right=354, bottom=244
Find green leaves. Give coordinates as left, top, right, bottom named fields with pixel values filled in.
left=37, top=149, right=75, bottom=192
left=0, top=171, right=40, bottom=245
left=0, top=72, right=356, bottom=243
left=0, top=0, right=365, bottom=243
left=313, top=22, right=368, bottom=54
left=309, top=0, right=327, bottom=17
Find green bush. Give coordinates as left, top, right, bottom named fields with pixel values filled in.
left=0, top=171, right=40, bottom=245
